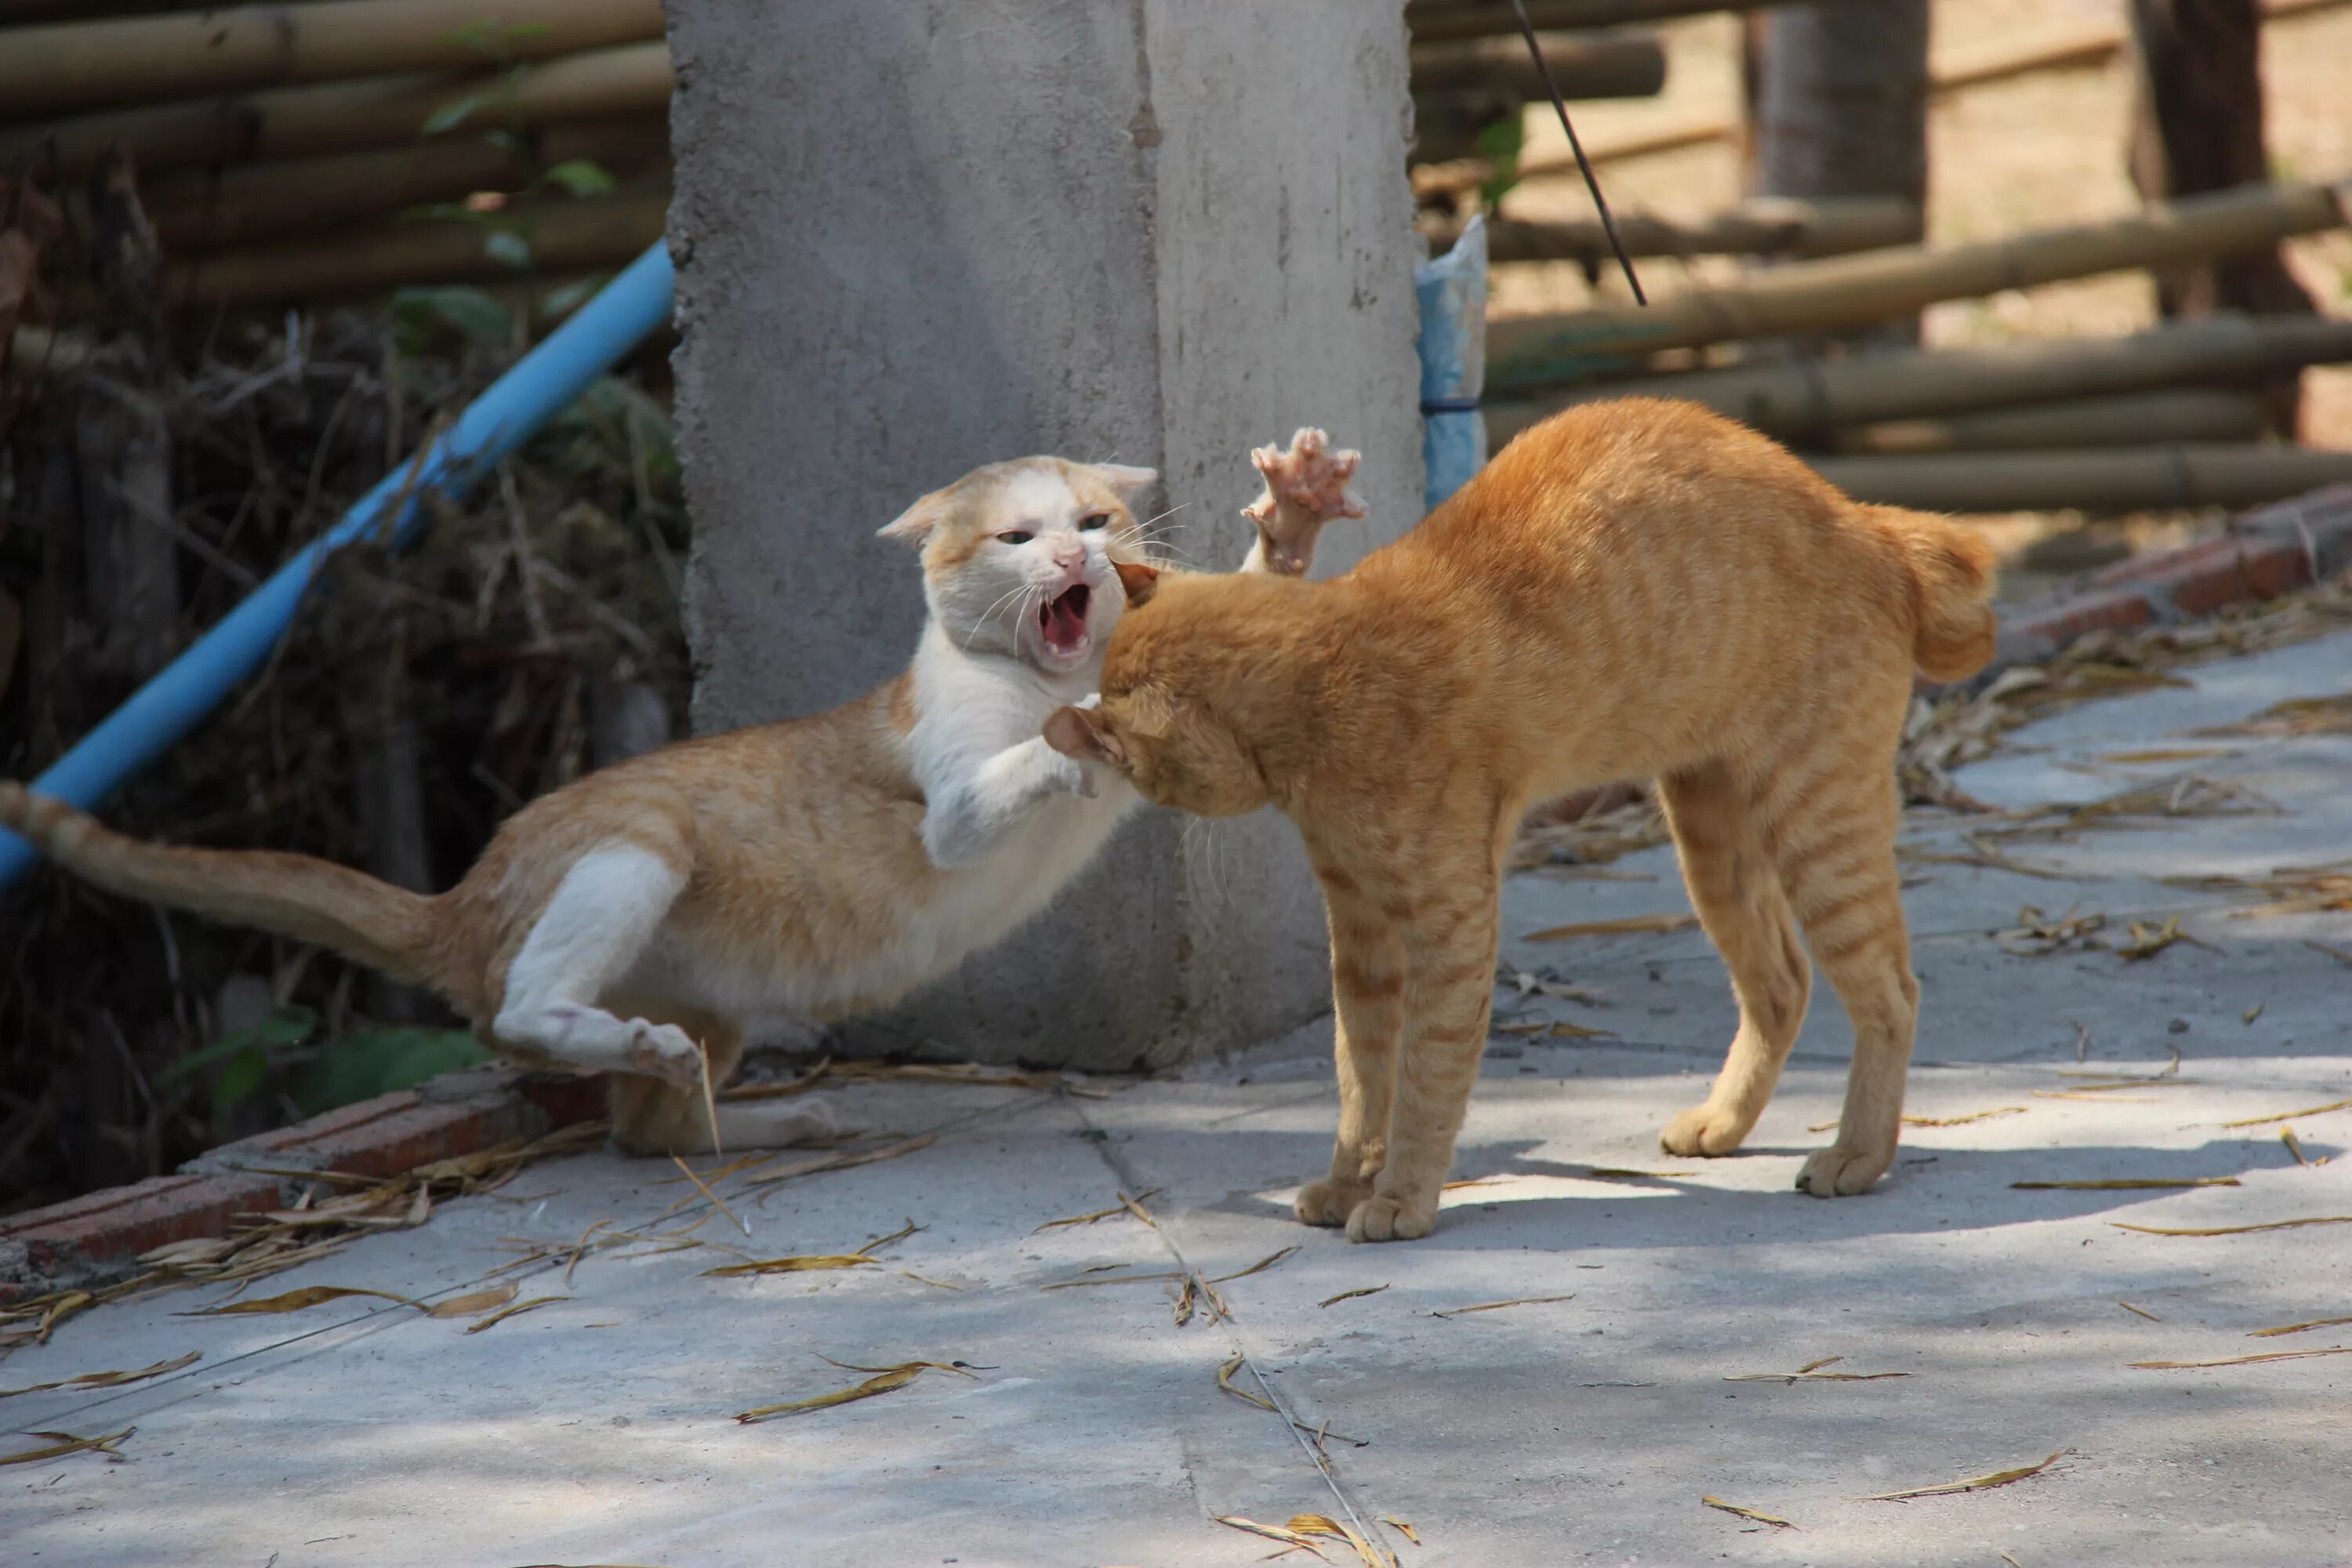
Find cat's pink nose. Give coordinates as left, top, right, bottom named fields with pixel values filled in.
left=1052, top=542, right=1086, bottom=574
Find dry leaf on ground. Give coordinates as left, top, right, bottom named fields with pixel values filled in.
left=1288, top=1512, right=1392, bottom=1567
left=1319, top=1285, right=1390, bottom=1308
left=2013, top=1177, right=2238, bottom=1191
left=2113, top=1216, right=2352, bottom=1236
left=1703, top=1495, right=1796, bottom=1528
left=0, top=1428, right=133, bottom=1467
left=1433, top=1293, right=1576, bottom=1318
left=2221, top=1098, right=2352, bottom=1129
left=426, top=1284, right=519, bottom=1319
left=2118, top=1301, right=2161, bottom=1322
left=735, top=1357, right=975, bottom=1423
left=1379, top=1516, right=1419, bottom=1544
left=1857, top=1449, right=2069, bottom=1501
left=1218, top=1352, right=1277, bottom=1412
left=0, top=1352, right=198, bottom=1399
left=1525, top=912, right=1697, bottom=941
left=1032, top=1188, right=1164, bottom=1229
left=2249, top=1315, right=2352, bottom=1338
left=1213, top=1515, right=1330, bottom=1561
left=178, top=1285, right=416, bottom=1316
left=464, top=1295, right=572, bottom=1333
left=1722, top=1355, right=1909, bottom=1384
left=1213, top=1247, right=1299, bottom=1284
left=2131, top=1348, right=2352, bottom=1369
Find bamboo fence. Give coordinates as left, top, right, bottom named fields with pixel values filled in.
left=1827, top=389, right=2266, bottom=456
left=1441, top=195, right=1918, bottom=264
left=1811, top=445, right=2352, bottom=514
left=1403, top=0, right=1793, bottom=42
left=1408, top=30, right=1666, bottom=100
left=1487, top=180, right=2352, bottom=390
left=1483, top=314, right=2352, bottom=447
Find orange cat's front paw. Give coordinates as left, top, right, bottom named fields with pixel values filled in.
left=1660, top=1102, right=1751, bottom=1157
left=1796, top=1143, right=1893, bottom=1197
left=1243, top=426, right=1367, bottom=575
left=1295, top=1177, right=1373, bottom=1228
left=1345, top=1194, right=1436, bottom=1243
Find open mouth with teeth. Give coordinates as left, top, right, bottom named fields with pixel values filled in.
left=1039, top=584, right=1091, bottom=659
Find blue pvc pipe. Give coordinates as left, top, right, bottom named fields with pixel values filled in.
left=1, top=242, right=677, bottom=890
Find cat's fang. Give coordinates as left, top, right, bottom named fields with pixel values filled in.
left=1040, top=584, right=1091, bottom=656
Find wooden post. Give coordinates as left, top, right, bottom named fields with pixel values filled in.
left=1747, top=0, right=1930, bottom=348
left=2128, top=0, right=2318, bottom=435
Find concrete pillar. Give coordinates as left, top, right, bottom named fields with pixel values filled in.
left=664, top=1, right=1425, bottom=1069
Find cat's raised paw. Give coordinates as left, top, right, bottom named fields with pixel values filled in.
left=1659, top=1102, right=1751, bottom=1156
left=1243, top=426, right=1367, bottom=574
left=1295, top=1177, right=1373, bottom=1228
left=1795, top=1143, right=1893, bottom=1197
left=1345, top=1194, right=1436, bottom=1243
left=626, top=1021, right=705, bottom=1088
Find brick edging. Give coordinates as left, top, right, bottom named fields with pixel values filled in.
left=1, top=1067, right=604, bottom=1305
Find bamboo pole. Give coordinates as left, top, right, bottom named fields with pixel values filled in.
left=0, top=42, right=673, bottom=182
left=1483, top=313, right=2352, bottom=447
left=1451, top=194, right=1918, bottom=263
left=1409, top=31, right=1666, bottom=100
left=1828, top=390, right=2267, bottom=456
left=1487, top=180, right=2352, bottom=391
left=149, top=188, right=669, bottom=308
left=1406, top=0, right=1795, bottom=42
left=144, top=118, right=669, bottom=252
left=0, top=0, right=665, bottom=118
left=1464, top=0, right=2352, bottom=178
left=1810, top=445, right=2352, bottom=514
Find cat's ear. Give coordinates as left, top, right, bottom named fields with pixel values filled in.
left=878, top=490, right=949, bottom=546
left=1044, top=705, right=1126, bottom=768
left=1090, top=464, right=1159, bottom=508
left=1112, top=560, right=1160, bottom=607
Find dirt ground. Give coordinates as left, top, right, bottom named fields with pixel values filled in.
left=1490, top=0, right=2352, bottom=595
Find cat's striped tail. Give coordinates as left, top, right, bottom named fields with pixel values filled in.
left=0, top=781, right=454, bottom=993
left=1875, top=507, right=1999, bottom=683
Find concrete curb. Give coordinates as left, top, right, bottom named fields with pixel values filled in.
left=7, top=487, right=2350, bottom=1305
left=2, top=1068, right=605, bottom=1305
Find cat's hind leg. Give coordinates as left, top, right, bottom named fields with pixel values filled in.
left=604, top=1017, right=844, bottom=1155
left=1657, top=761, right=1813, bottom=1157
left=491, top=842, right=701, bottom=1087
left=1295, top=871, right=1406, bottom=1227
left=1769, top=771, right=1918, bottom=1197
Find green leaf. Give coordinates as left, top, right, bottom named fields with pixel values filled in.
left=539, top=159, right=616, bottom=198
left=391, top=285, right=514, bottom=350
left=211, top=1045, right=268, bottom=1117
left=537, top=277, right=602, bottom=319
left=291, top=1029, right=492, bottom=1117
left=482, top=228, right=533, bottom=269
left=1475, top=114, right=1525, bottom=209
left=159, top=1006, right=318, bottom=1085
left=423, top=93, right=487, bottom=137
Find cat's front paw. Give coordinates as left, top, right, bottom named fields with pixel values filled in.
left=1345, top=1192, right=1436, bottom=1243
left=1660, top=1102, right=1751, bottom=1157
left=1294, top=1177, right=1374, bottom=1228
left=1047, top=751, right=1099, bottom=800
left=626, top=1020, right=705, bottom=1088
left=1243, top=426, right=1367, bottom=575
left=1795, top=1142, right=1893, bottom=1197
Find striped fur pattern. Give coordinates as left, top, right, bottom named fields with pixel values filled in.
left=0, top=435, right=1364, bottom=1157
left=1046, top=399, right=1998, bottom=1242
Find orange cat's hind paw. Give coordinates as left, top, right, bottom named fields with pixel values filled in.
left=1295, top=1177, right=1372, bottom=1228
left=1795, top=1144, right=1893, bottom=1197
left=1344, top=1193, right=1436, bottom=1244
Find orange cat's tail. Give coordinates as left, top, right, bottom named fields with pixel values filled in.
left=1, top=781, right=455, bottom=994
left=1874, top=507, right=1998, bottom=683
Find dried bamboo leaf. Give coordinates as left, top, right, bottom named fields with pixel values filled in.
left=1213, top=1515, right=1330, bottom=1561
left=2280, top=1127, right=2314, bottom=1166
left=1824, top=1105, right=2030, bottom=1133
left=464, top=1295, right=571, bottom=1333
left=735, top=1365, right=922, bottom=1422
left=816, top=1355, right=978, bottom=1377
left=1173, top=1276, right=1197, bottom=1327
left=896, top=1270, right=964, bottom=1291
left=426, top=1283, right=520, bottom=1319
left=2220, top=1098, right=2352, bottom=1128
left=1319, top=1285, right=1390, bottom=1308
left=1702, top=1495, right=1795, bottom=1528
left=1545, top=1020, right=1615, bottom=1038
left=1218, top=1352, right=1276, bottom=1411
left=2113, top=1216, right=2352, bottom=1236
left=1040, top=1269, right=1186, bottom=1291
left=1722, top=1365, right=1910, bottom=1383
left=2118, top=1301, right=2161, bottom=1322
left=1033, top=1189, right=1163, bottom=1231
left=1379, top=1516, right=1419, bottom=1544
left=2099, top=747, right=2240, bottom=764
left=702, top=1254, right=876, bottom=1277
left=2248, top=1315, right=2352, bottom=1338
left=2307, top=939, right=2352, bottom=967
left=2012, top=1177, right=2238, bottom=1190
left=2131, top=1348, right=2352, bottom=1370
left=0, top=1352, right=198, bottom=1399
left=178, top=1285, right=416, bottom=1316
left=1211, top=1246, right=1300, bottom=1284
left=1287, top=1512, right=1390, bottom=1568
left=742, top=1132, right=938, bottom=1202
left=1584, top=1166, right=1694, bottom=1178
left=1857, top=1449, right=2068, bottom=1501
left=1433, top=1293, right=1576, bottom=1318
left=0, top=1428, right=133, bottom=1467
left=668, top=1154, right=750, bottom=1238
left=1526, top=912, right=1697, bottom=941
left=2244, top=1002, right=2265, bottom=1025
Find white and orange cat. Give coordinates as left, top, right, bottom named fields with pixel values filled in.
left=1047, top=398, right=1997, bottom=1241
left=0, top=432, right=1366, bottom=1154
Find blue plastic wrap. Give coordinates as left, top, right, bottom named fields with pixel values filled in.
left=1414, top=214, right=1488, bottom=514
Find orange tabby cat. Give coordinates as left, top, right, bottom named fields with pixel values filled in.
left=1047, top=397, right=1997, bottom=1242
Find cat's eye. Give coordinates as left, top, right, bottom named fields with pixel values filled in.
left=1079, top=513, right=1110, bottom=532
left=996, top=530, right=1034, bottom=546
